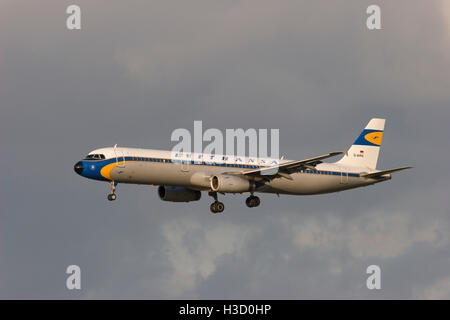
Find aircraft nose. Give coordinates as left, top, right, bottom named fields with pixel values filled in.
left=74, top=161, right=83, bottom=175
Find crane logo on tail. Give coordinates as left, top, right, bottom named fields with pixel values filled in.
left=364, top=131, right=383, bottom=146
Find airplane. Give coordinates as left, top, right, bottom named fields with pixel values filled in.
left=74, top=118, right=411, bottom=213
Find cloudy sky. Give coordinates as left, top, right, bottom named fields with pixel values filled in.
left=1, top=0, right=450, bottom=299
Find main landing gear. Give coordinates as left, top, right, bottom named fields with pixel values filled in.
left=107, top=181, right=117, bottom=201
left=208, top=192, right=261, bottom=213
left=209, top=191, right=224, bottom=214
left=245, top=195, right=260, bottom=208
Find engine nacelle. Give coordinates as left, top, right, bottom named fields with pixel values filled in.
left=210, top=174, right=251, bottom=193
left=158, top=186, right=201, bottom=202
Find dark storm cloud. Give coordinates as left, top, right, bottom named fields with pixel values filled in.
left=0, top=0, right=449, bottom=298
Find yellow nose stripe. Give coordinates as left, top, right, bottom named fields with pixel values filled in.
left=364, top=131, right=383, bottom=145
left=100, top=162, right=122, bottom=180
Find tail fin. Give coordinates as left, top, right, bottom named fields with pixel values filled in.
left=336, top=118, right=385, bottom=169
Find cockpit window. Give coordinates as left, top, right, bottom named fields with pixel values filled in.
left=84, top=154, right=105, bottom=160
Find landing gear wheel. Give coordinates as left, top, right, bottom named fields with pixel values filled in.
left=107, top=181, right=117, bottom=201
left=246, top=195, right=260, bottom=208
left=107, top=193, right=117, bottom=201
left=216, top=201, right=224, bottom=213
left=208, top=192, right=224, bottom=214
left=210, top=201, right=225, bottom=214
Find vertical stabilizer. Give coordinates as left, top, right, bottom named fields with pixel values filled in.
left=336, top=118, right=385, bottom=169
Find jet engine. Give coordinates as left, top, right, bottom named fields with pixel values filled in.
left=210, top=174, right=252, bottom=193
left=158, top=186, right=201, bottom=202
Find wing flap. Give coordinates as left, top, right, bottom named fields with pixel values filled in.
left=242, top=151, right=343, bottom=179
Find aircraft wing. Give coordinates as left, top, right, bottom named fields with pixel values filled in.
left=242, top=151, right=343, bottom=181
left=361, top=166, right=412, bottom=178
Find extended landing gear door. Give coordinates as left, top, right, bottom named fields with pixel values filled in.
left=114, top=144, right=126, bottom=168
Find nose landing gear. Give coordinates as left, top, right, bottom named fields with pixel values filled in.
left=107, top=181, right=117, bottom=201
left=107, top=194, right=117, bottom=201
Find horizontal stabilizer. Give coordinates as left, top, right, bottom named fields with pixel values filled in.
left=361, top=166, right=412, bottom=178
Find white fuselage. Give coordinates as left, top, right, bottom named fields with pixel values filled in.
left=76, top=147, right=387, bottom=195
